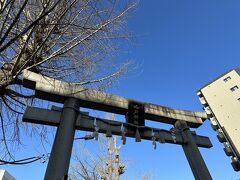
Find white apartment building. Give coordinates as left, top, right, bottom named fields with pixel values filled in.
left=197, top=68, right=240, bottom=171
left=0, top=170, right=15, bottom=180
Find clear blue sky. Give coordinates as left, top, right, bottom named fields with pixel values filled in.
left=2, top=1, right=240, bottom=179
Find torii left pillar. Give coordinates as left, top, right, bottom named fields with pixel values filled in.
left=44, top=98, right=80, bottom=180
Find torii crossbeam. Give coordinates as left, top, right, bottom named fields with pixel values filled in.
left=23, top=70, right=207, bottom=128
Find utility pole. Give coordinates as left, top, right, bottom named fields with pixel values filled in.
left=106, top=113, right=122, bottom=180
left=108, top=137, right=113, bottom=180
left=114, top=136, right=120, bottom=180
left=106, top=113, right=115, bottom=180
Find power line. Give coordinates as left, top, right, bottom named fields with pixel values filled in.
left=0, top=153, right=49, bottom=165
left=0, top=135, right=95, bottom=166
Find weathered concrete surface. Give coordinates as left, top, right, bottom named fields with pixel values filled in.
left=23, top=70, right=207, bottom=128
left=23, top=106, right=212, bottom=148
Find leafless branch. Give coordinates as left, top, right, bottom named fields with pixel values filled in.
left=0, top=0, right=137, bottom=160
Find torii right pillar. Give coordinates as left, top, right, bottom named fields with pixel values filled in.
left=175, top=120, right=212, bottom=180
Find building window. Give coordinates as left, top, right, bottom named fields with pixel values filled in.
left=224, top=76, right=231, bottom=82
left=230, top=86, right=239, bottom=92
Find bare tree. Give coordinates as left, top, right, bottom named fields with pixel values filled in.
left=71, top=135, right=110, bottom=180
left=70, top=113, right=126, bottom=180
left=70, top=134, right=126, bottom=180
left=0, top=0, right=136, bottom=161
left=70, top=133, right=154, bottom=180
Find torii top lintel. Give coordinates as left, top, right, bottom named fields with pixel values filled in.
left=22, top=70, right=207, bottom=128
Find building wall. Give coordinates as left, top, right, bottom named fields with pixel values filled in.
left=0, top=170, right=16, bottom=180
left=198, top=69, right=240, bottom=170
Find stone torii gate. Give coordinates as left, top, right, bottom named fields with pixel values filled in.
left=22, top=70, right=212, bottom=180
